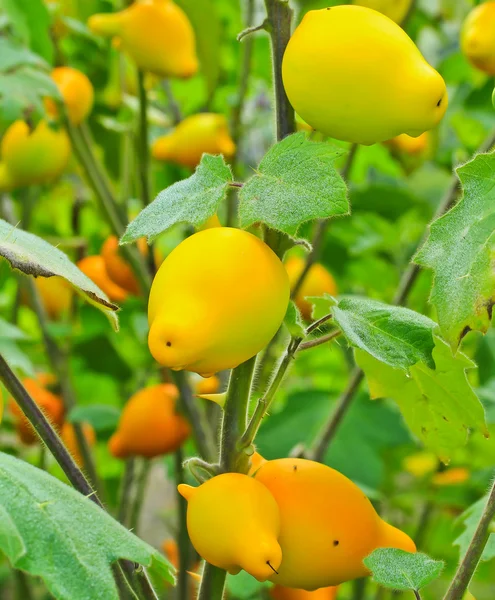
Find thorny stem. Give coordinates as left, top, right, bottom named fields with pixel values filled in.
left=443, top=477, right=495, bottom=600
left=137, top=69, right=151, bottom=208
left=175, top=448, right=192, bottom=600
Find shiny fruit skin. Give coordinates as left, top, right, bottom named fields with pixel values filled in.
left=101, top=236, right=140, bottom=295
left=61, top=422, right=96, bottom=467
left=271, top=585, right=339, bottom=600
left=152, top=114, right=236, bottom=169
left=109, top=384, right=189, bottom=459
left=386, top=131, right=429, bottom=156
left=352, top=0, right=412, bottom=24
left=48, top=66, right=94, bottom=124
left=148, top=228, right=290, bottom=376
left=77, top=255, right=128, bottom=303
left=255, top=458, right=416, bottom=590
left=282, top=6, right=447, bottom=145
left=178, top=473, right=282, bottom=581
left=0, top=120, right=70, bottom=189
left=34, top=276, right=73, bottom=320
left=195, top=375, right=220, bottom=396
left=88, top=0, right=198, bottom=79
left=10, top=378, right=64, bottom=445
left=285, top=257, right=337, bottom=320
left=461, top=3, right=495, bottom=75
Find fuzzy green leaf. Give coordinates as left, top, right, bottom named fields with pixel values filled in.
left=284, top=301, right=305, bottom=338
left=316, top=295, right=437, bottom=370
left=226, top=571, right=271, bottom=599
left=68, top=405, right=121, bottom=434
left=0, top=452, right=174, bottom=600
left=239, top=132, right=349, bottom=236
left=454, top=497, right=495, bottom=562
left=2, top=0, right=54, bottom=63
left=122, top=154, right=233, bottom=243
left=364, top=548, right=444, bottom=591
left=414, top=151, right=495, bottom=348
left=356, top=337, right=488, bottom=462
left=0, top=219, right=119, bottom=330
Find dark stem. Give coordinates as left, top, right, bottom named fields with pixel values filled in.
left=117, top=457, right=136, bottom=526
left=197, top=563, right=227, bottom=600
left=443, top=476, right=495, bottom=600
left=413, top=591, right=422, bottom=600
left=162, top=79, right=183, bottom=124
left=175, top=448, right=191, bottom=600
left=137, top=69, right=151, bottom=207
left=128, top=459, right=151, bottom=536
left=13, top=570, right=33, bottom=600
left=352, top=578, right=367, bottom=600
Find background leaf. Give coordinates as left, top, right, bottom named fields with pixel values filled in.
left=415, top=150, right=495, bottom=348
left=2, top=0, right=54, bottom=63
left=0, top=452, right=174, bottom=600
left=0, top=219, right=119, bottom=329
left=364, top=548, right=444, bottom=591
left=122, top=155, right=233, bottom=243
left=454, top=497, right=495, bottom=563
left=239, top=132, right=349, bottom=236
left=355, top=337, right=488, bottom=462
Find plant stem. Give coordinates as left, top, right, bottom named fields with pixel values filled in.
left=298, top=330, right=341, bottom=352
left=175, top=448, right=191, bottom=600
left=352, top=578, right=367, bottom=600
left=219, top=356, right=257, bottom=473
left=264, top=0, right=295, bottom=140
left=443, top=477, right=495, bottom=600
left=13, top=570, right=33, bottom=600
left=197, top=564, right=227, bottom=600
left=162, top=80, right=182, bottom=124
left=413, top=591, right=422, bottom=600
left=117, top=457, right=136, bottom=526
left=172, top=371, right=217, bottom=462
left=0, top=353, right=101, bottom=506
left=129, top=459, right=151, bottom=536
left=65, top=119, right=151, bottom=295
left=137, top=69, right=151, bottom=208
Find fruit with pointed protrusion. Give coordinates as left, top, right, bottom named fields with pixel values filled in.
left=271, top=585, right=339, bottom=600
left=101, top=236, right=140, bottom=295
left=109, top=384, right=189, bottom=459
left=152, top=114, right=236, bottom=169
left=282, top=6, right=447, bottom=144
left=386, top=131, right=430, bottom=156
left=352, top=0, right=413, bottom=24
left=88, top=0, right=198, bottom=78
left=10, top=378, right=65, bottom=445
left=61, top=422, right=96, bottom=467
left=77, top=255, right=128, bottom=303
left=148, top=228, right=290, bottom=376
left=461, top=3, right=495, bottom=75
left=178, top=473, right=282, bottom=581
left=254, top=458, right=416, bottom=590
left=285, top=257, right=337, bottom=321
left=46, top=66, right=94, bottom=124
left=0, top=120, right=70, bottom=190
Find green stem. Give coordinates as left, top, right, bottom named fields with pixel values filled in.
left=443, top=477, right=495, bottom=600
left=298, top=329, right=341, bottom=352
left=13, top=570, right=33, bottom=600
left=352, top=578, right=367, bottom=600
left=117, top=457, right=136, bottom=526
left=219, top=356, right=257, bottom=473
left=198, top=563, right=227, bottom=600
left=129, top=459, right=151, bottom=536
left=137, top=69, right=151, bottom=207
left=162, top=79, right=182, bottom=124
left=175, top=448, right=191, bottom=600
left=65, top=119, right=152, bottom=296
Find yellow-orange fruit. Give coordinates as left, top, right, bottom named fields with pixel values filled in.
left=285, top=257, right=337, bottom=320
left=61, top=422, right=96, bottom=467
left=461, top=3, right=495, bottom=75
left=34, top=276, right=73, bottom=320
left=432, top=467, right=470, bottom=487
left=195, top=375, right=220, bottom=396
left=77, top=255, right=128, bottom=303
left=386, top=131, right=429, bottom=156
left=271, top=585, right=339, bottom=600
left=101, top=236, right=140, bottom=295
left=46, top=66, right=94, bottom=124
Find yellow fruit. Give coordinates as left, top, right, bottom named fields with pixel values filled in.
left=403, top=451, right=438, bottom=478
left=285, top=257, right=337, bottom=321
left=432, top=467, right=470, bottom=487
left=461, top=3, right=495, bottom=75
left=255, top=459, right=416, bottom=590
left=47, top=66, right=94, bottom=124
left=88, top=0, right=198, bottom=78
left=199, top=214, right=222, bottom=230
left=195, top=375, right=220, bottom=396
left=61, top=422, right=96, bottom=467
left=148, top=228, right=290, bottom=377
left=271, top=586, right=339, bottom=600
left=34, top=276, right=73, bottom=320
left=101, top=236, right=140, bottom=295
left=109, top=384, right=189, bottom=459
left=282, top=6, right=447, bottom=145
left=0, top=120, right=70, bottom=189
left=152, top=114, right=236, bottom=169
left=386, top=131, right=429, bottom=156
left=178, top=473, right=282, bottom=581
left=77, top=255, right=128, bottom=303
left=352, top=0, right=413, bottom=24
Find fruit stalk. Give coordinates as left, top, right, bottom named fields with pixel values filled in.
left=137, top=69, right=152, bottom=208
left=443, top=476, right=495, bottom=600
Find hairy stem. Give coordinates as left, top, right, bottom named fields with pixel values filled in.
left=443, top=477, right=495, bottom=600
left=197, top=564, right=227, bottom=600
left=137, top=69, right=151, bottom=208
left=175, top=448, right=192, bottom=600
left=129, top=459, right=151, bottom=536
left=117, top=457, right=136, bottom=526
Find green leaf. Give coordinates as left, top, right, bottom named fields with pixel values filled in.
left=0, top=339, right=34, bottom=377
left=226, top=571, right=271, bottom=599
left=2, top=0, right=54, bottom=63
left=0, top=219, right=119, bottom=330
left=454, top=497, right=495, bottom=563
left=355, top=336, right=489, bottom=462
left=0, top=316, right=30, bottom=341
left=364, top=548, right=444, bottom=591
left=176, top=0, right=221, bottom=99
left=414, top=150, right=495, bottom=348
left=0, top=451, right=174, bottom=600
left=122, top=154, right=233, bottom=243
left=68, top=404, right=121, bottom=434
left=284, top=301, right=305, bottom=338
left=239, top=132, right=349, bottom=236
left=317, top=295, right=437, bottom=370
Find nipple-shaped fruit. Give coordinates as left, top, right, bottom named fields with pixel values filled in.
left=282, top=6, right=447, bottom=144
left=461, top=3, right=495, bottom=75
left=178, top=473, right=282, bottom=581
left=148, top=228, right=290, bottom=376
